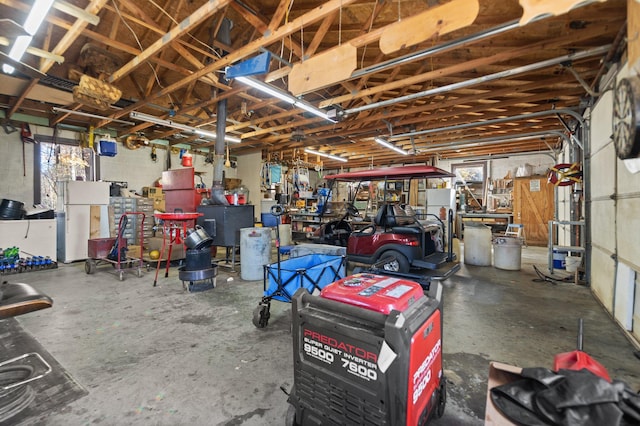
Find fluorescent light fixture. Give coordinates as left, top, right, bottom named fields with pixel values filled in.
left=2, top=0, right=55, bottom=73
left=374, top=137, right=408, bottom=155
left=234, top=75, right=336, bottom=123
left=24, top=0, right=56, bottom=35
left=236, top=76, right=295, bottom=104
left=305, top=148, right=348, bottom=163
left=294, top=101, right=336, bottom=123
left=9, top=36, right=32, bottom=61
left=130, top=111, right=240, bottom=143
left=52, top=107, right=135, bottom=125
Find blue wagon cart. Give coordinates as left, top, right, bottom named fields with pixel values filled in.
left=252, top=254, right=346, bottom=328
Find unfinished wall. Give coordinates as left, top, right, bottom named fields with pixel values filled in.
left=0, top=126, right=250, bottom=207
left=0, top=129, right=36, bottom=206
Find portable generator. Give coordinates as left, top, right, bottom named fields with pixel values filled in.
left=287, top=272, right=446, bottom=425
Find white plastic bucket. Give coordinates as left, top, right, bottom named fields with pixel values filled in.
left=565, top=256, right=581, bottom=273
left=261, top=199, right=277, bottom=214
left=240, top=227, right=271, bottom=280
left=493, top=236, right=523, bottom=271
left=464, top=223, right=492, bottom=266
left=278, top=224, right=292, bottom=247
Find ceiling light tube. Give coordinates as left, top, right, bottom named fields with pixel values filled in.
left=24, top=0, right=56, bottom=35
left=305, top=148, right=348, bottom=163
left=294, top=101, right=336, bottom=123
left=8, top=35, right=31, bottom=61
left=236, top=76, right=296, bottom=104
left=130, top=111, right=240, bottom=143
left=52, top=107, right=135, bottom=125
left=374, top=137, right=408, bottom=155
left=235, top=76, right=336, bottom=123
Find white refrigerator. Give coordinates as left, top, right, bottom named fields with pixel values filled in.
left=56, top=181, right=110, bottom=263
left=425, top=188, right=456, bottom=226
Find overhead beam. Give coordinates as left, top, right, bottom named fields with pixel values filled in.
left=108, top=0, right=233, bottom=83
left=95, top=0, right=360, bottom=128
left=40, top=0, right=109, bottom=73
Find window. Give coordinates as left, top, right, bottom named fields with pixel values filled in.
left=38, top=142, right=94, bottom=210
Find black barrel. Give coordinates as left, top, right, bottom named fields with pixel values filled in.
left=0, top=199, right=25, bottom=220
left=185, top=247, right=212, bottom=271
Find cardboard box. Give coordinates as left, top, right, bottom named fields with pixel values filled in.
left=224, top=178, right=242, bottom=190
left=484, top=362, right=523, bottom=425
left=148, top=187, right=163, bottom=199
left=153, top=196, right=165, bottom=212
left=127, top=245, right=142, bottom=259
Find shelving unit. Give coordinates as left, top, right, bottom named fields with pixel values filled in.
left=290, top=197, right=338, bottom=240
left=290, top=212, right=323, bottom=236
left=548, top=220, right=585, bottom=274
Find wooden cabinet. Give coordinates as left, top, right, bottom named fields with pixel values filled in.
left=512, top=176, right=554, bottom=246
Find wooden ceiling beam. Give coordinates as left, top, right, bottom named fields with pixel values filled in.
left=229, top=0, right=303, bottom=58
left=108, top=0, right=232, bottom=83
left=319, top=21, right=617, bottom=109
left=95, top=0, right=360, bottom=127
left=268, top=0, right=292, bottom=33
left=41, top=0, right=110, bottom=73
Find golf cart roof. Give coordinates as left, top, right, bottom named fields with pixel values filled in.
left=324, top=165, right=454, bottom=181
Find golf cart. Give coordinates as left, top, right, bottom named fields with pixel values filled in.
left=317, top=165, right=460, bottom=280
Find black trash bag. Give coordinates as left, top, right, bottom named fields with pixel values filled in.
left=490, top=367, right=640, bottom=426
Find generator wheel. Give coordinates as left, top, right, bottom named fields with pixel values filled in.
left=285, top=404, right=298, bottom=426
left=85, top=259, right=96, bottom=275
left=435, top=379, right=447, bottom=419
left=252, top=304, right=270, bottom=328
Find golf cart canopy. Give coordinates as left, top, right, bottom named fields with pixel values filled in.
left=324, top=165, right=454, bottom=181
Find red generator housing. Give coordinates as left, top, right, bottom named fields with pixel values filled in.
left=288, top=273, right=446, bottom=425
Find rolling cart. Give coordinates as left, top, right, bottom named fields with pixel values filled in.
left=85, top=212, right=147, bottom=281
left=253, top=206, right=346, bottom=328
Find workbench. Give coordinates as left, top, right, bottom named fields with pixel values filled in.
left=457, top=212, right=513, bottom=238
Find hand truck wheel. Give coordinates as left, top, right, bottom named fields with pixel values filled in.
left=85, top=259, right=96, bottom=274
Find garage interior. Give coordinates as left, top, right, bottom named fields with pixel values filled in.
left=1, top=0, right=639, bottom=425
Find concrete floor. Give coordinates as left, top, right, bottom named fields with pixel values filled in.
left=7, top=246, right=640, bottom=426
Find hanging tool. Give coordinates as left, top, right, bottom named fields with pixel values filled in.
left=107, top=215, right=128, bottom=262
left=225, top=144, right=231, bottom=167
left=20, top=123, right=35, bottom=177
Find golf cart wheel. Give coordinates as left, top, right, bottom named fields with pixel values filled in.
left=252, top=304, right=270, bottom=328
left=85, top=259, right=96, bottom=274
left=285, top=404, right=299, bottom=426
left=435, top=379, right=447, bottom=419
left=379, top=251, right=410, bottom=273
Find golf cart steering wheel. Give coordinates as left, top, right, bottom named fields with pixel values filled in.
left=345, top=202, right=359, bottom=217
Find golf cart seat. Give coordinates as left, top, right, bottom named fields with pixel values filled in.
left=375, top=204, right=422, bottom=235
left=0, top=281, right=52, bottom=319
